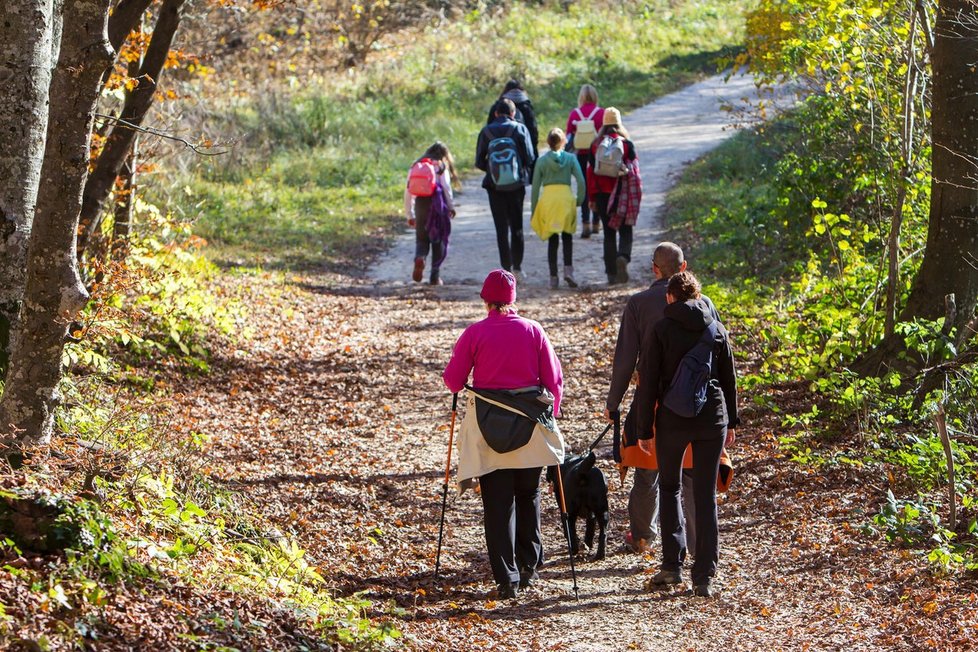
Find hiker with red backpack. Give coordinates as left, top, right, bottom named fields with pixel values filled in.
left=565, top=84, right=604, bottom=239
left=476, top=99, right=537, bottom=279
left=530, top=128, right=585, bottom=290
left=404, top=142, right=460, bottom=285
left=586, top=108, right=639, bottom=285
left=635, top=271, right=739, bottom=598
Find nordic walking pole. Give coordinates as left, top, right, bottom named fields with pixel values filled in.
left=434, top=392, right=458, bottom=577
left=554, top=463, right=580, bottom=599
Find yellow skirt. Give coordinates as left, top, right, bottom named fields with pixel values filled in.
left=531, top=184, right=577, bottom=241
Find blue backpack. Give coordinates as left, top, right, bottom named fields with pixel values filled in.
left=662, top=321, right=719, bottom=418
left=486, top=126, right=522, bottom=191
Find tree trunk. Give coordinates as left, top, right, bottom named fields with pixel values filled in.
left=0, top=0, right=57, bottom=374
left=0, top=0, right=115, bottom=445
left=77, top=0, right=186, bottom=259
left=901, top=0, right=978, bottom=340
left=857, top=0, right=978, bottom=377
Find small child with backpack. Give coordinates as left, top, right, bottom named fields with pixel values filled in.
left=586, top=107, right=638, bottom=284
left=530, top=128, right=585, bottom=289
left=565, top=84, right=604, bottom=239
left=404, top=142, right=460, bottom=285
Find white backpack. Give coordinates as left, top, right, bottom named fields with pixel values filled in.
left=594, top=135, right=626, bottom=177
left=573, top=107, right=600, bottom=150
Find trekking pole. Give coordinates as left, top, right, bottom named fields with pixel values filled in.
left=434, top=392, right=458, bottom=577
left=554, top=463, right=580, bottom=599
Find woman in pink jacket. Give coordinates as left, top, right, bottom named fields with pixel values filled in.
left=443, top=269, right=564, bottom=600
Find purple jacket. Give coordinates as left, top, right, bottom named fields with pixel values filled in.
left=443, top=310, right=564, bottom=415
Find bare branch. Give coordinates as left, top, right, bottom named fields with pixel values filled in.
left=93, top=113, right=229, bottom=156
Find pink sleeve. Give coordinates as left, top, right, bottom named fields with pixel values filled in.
left=565, top=109, right=577, bottom=135
left=443, top=327, right=474, bottom=393
left=537, top=328, right=564, bottom=416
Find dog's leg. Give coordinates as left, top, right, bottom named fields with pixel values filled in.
left=584, top=513, right=596, bottom=551
left=593, top=508, right=610, bottom=561
left=568, top=509, right=582, bottom=556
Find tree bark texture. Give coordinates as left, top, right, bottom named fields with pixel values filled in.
left=0, top=0, right=56, bottom=373
left=78, top=0, right=185, bottom=257
left=0, top=0, right=115, bottom=445
left=901, top=0, right=978, bottom=340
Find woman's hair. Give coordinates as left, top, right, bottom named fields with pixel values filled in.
left=421, top=141, right=461, bottom=190
left=667, top=271, right=702, bottom=302
left=596, top=123, right=630, bottom=140
left=486, top=302, right=516, bottom=315
left=578, top=84, right=598, bottom=106
left=546, top=128, right=566, bottom=151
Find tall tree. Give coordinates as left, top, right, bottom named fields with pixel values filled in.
left=0, top=0, right=58, bottom=373
left=0, top=0, right=115, bottom=445
left=900, top=0, right=978, bottom=340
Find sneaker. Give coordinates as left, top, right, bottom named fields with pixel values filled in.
left=518, top=567, right=539, bottom=590
left=624, top=532, right=649, bottom=554
left=429, top=269, right=443, bottom=285
left=549, top=275, right=559, bottom=290
left=513, top=267, right=525, bottom=283
left=649, top=569, right=683, bottom=586
left=412, top=257, right=424, bottom=282
left=581, top=223, right=591, bottom=239
left=563, top=266, right=578, bottom=288
left=616, top=256, right=629, bottom=284
left=496, top=582, right=518, bottom=600
left=693, top=582, right=713, bottom=598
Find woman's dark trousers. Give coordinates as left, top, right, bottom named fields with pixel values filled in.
left=655, top=427, right=725, bottom=585
left=547, top=233, right=573, bottom=276
left=479, top=467, right=544, bottom=586
left=594, top=192, right=633, bottom=276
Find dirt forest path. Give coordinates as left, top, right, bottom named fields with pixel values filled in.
left=172, top=74, right=973, bottom=651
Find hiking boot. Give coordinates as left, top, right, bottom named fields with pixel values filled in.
left=616, top=256, right=629, bottom=284
left=581, top=223, right=591, bottom=239
left=513, top=267, right=525, bottom=283
left=412, top=257, right=424, bottom=282
left=649, top=569, right=683, bottom=587
left=496, top=582, right=518, bottom=600
left=563, top=266, right=578, bottom=288
left=693, top=582, right=713, bottom=598
left=549, top=275, right=559, bottom=290
left=592, top=221, right=601, bottom=235
left=624, top=532, right=649, bottom=554
left=608, top=273, right=617, bottom=285
left=518, top=567, right=539, bottom=590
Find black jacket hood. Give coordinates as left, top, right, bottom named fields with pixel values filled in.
left=664, top=298, right=715, bottom=332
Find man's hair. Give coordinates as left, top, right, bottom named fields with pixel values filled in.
left=494, top=98, right=516, bottom=117
left=653, top=242, right=685, bottom=277
left=667, top=271, right=701, bottom=302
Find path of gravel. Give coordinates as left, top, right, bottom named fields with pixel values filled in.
left=172, top=74, right=975, bottom=651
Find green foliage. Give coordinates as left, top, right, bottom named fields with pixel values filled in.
left=174, top=0, right=748, bottom=268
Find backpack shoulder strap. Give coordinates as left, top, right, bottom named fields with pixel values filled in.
left=586, top=106, right=600, bottom=120
left=574, top=107, right=585, bottom=121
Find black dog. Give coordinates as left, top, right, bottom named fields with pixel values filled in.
left=546, top=450, right=609, bottom=560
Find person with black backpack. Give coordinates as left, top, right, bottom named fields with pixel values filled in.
left=476, top=99, right=537, bottom=278
left=634, top=271, right=739, bottom=598
left=487, top=79, right=539, bottom=161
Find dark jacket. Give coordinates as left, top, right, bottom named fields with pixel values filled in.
left=486, top=89, right=539, bottom=159
left=475, top=116, right=537, bottom=191
left=606, top=279, right=720, bottom=412
left=635, top=298, right=739, bottom=439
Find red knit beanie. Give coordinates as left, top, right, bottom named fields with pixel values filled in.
left=480, top=269, right=517, bottom=304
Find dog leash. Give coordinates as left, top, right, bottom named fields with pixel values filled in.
left=587, top=422, right=613, bottom=453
